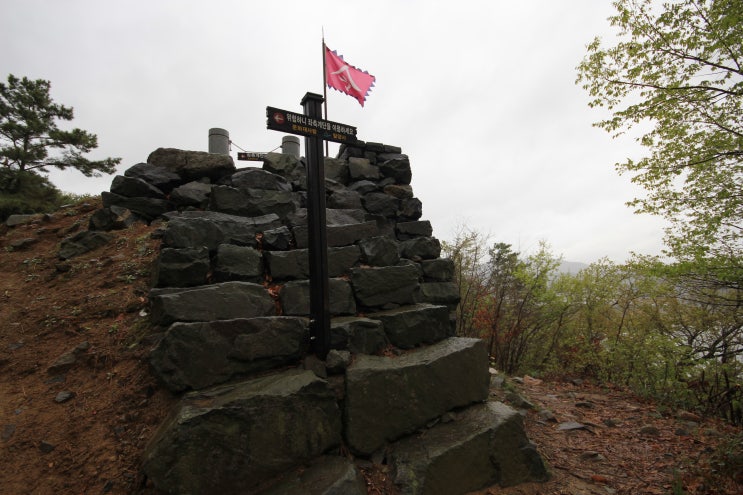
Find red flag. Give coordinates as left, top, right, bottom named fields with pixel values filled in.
left=324, top=45, right=376, bottom=107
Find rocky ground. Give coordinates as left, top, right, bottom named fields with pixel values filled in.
left=1, top=199, right=741, bottom=494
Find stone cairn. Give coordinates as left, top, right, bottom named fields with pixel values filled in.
left=88, top=142, right=547, bottom=494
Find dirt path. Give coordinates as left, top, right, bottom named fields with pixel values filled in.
left=472, top=376, right=743, bottom=495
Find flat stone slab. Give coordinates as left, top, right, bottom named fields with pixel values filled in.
left=162, top=211, right=282, bottom=251
left=344, top=337, right=489, bottom=455
left=351, top=263, right=420, bottom=308
left=149, top=316, right=308, bottom=392
left=330, top=317, right=387, bottom=355
left=390, top=401, right=549, bottom=494
left=149, top=281, right=275, bottom=326
left=367, top=304, right=450, bottom=349
left=142, top=369, right=341, bottom=495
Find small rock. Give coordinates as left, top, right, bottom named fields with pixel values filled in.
left=580, top=451, right=606, bottom=462
left=9, top=238, right=38, bottom=250
left=54, top=391, right=75, bottom=403
left=639, top=425, right=660, bottom=436
left=39, top=441, right=56, bottom=453
left=538, top=409, right=556, bottom=422
left=675, top=428, right=691, bottom=436
left=570, top=378, right=584, bottom=386
left=602, top=418, right=620, bottom=427
left=557, top=421, right=588, bottom=431
left=506, top=391, right=535, bottom=410
left=575, top=401, right=594, bottom=409
left=55, top=262, right=72, bottom=273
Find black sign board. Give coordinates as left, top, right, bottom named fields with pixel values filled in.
left=237, top=152, right=267, bottom=161
left=266, top=106, right=357, bottom=144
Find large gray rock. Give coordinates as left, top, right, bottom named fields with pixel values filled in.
left=344, top=337, right=489, bottom=455
left=390, top=402, right=548, bottom=494
left=267, top=244, right=362, bottom=282
left=88, top=206, right=136, bottom=231
left=330, top=317, right=387, bottom=354
left=327, top=189, right=363, bottom=209
left=213, top=244, right=264, bottom=283
left=57, top=230, right=113, bottom=260
left=328, top=245, right=360, bottom=276
left=324, top=157, right=350, bottom=185
left=348, top=157, right=380, bottom=180
left=288, top=208, right=367, bottom=227
left=416, top=282, right=461, bottom=309
left=169, top=181, right=212, bottom=208
left=110, top=175, right=166, bottom=199
left=142, top=369, right=341, bottom=495
left=152, top=247, right=210, bottom=288
left=399, top=197, right=423, bottom=221
left=147, top=147, right=236, bottom=182
left=261, top=225, right=294, bottom=251
left=230, top=167, right=291, bottom=192
left=400, top=236, right=441, bottom=260
left=362, top=192, right=400, bottom=218
left=367, top=304, right=450, bottom=349
left=294, top=221, right=379, bottom=249
left=162, top=211, right=282, bottom=251
left=124, top=162, right=183, bottom=193
left=279, top=279, right=356, bottom=316
left=263, top=152, right=304, bottom=182
left=420, top=258, right=454, bottom=282
left=383, top=184, right=414, bottom=199
left=359, top=236, right=400, bottom=266
left=149, top=281, right=275, bottom=326
left=264, top=249, right=309, bottom=281
left=149, top=317, right=308, bottom=392
left=378, top=154, right=412, bottom=184
left=351, top=264, right=420, bottom=308
left=209, top=185, right=298, bottom=219
left=261, top=456, right=367, bottom=495
left=396, top=220, right=433, bottom=240
left=101, top=191, right=174, bottom=221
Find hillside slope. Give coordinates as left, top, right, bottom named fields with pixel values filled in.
left=0, top=198, right=174, bottom=494
left=1, top=201, right=741, bottom=495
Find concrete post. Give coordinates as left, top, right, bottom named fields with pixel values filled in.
left=281, top=135, right=301, bottom=158
left=208, top=128, right=230, bottom=155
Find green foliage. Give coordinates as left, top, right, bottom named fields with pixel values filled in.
left=446, top=225, right=743, bottom=423
left=0, top=74, right=120, bottom=177
left=0, top=168, right=67, bottom=220
left=442, top=226, right=493, bottom=338
left=576, top=0, right=743, bottom=266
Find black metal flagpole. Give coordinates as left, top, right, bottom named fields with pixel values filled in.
left=322, top=31, right=330, bottom=156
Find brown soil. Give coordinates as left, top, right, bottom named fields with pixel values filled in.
left=0, top=198, right=174, bottom=494
left=1, top=201, right=741, bottom=494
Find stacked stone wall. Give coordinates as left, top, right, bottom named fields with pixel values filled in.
left=86, top=141, right=546, bottom=494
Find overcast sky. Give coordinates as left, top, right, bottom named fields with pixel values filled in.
left=1, top=0, right=670, bottom=263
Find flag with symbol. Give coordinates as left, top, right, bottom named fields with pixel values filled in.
left=324, top=45, right=376, bottom=107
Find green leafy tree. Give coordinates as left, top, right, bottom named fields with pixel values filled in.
left=0, top=74, right=120, bottom=177
left=576, top=0, right=742, bottom=263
